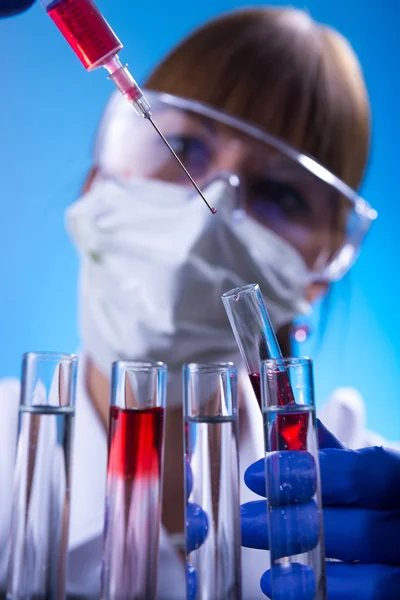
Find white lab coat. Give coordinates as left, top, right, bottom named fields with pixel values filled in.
left=0, top=354, right=398, bottom=598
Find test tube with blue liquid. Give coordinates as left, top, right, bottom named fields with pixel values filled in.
left=7, top=352, right=77, bottom=600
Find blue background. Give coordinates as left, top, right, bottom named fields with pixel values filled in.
left=1, top=0, right=399, bottom=439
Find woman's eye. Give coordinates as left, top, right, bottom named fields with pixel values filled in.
left=250, top=179, right=311, bottom=220
left=164, top=135, right=212, bottom=175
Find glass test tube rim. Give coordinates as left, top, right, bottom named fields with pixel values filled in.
left=263, top=356, right=312, bottom=371
left=183, top=362, right=238, bottom=421
left=112, top=359, right=167, bottom=372
left=111, top=360, right=167, bottom=410
left=184, top=361, right=237, bottom=374
left=261, top=356, right=315, bottom=412
left=21, top=352, right=78, bottom=410
left=23, top=351, right=78, bottom=364
left=221, top=283, right=260, bottom=299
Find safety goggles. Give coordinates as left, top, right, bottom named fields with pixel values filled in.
left=95, top=90, right=377, bottom=283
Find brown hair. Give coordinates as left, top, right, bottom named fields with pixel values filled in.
left=145, top=7, right=370, bottom=190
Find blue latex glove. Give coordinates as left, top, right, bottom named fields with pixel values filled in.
left=0, top=0, right=35, bottom=17
left=241, top=420, right=400, bottom=599
left=185, top=457, right=208, bottom=600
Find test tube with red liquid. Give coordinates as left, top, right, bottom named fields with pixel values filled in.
left=222, top=284, right=308, bottom=451
left=39, top=0, right=216, bottom=213
left=101, top=360, right=167, bottom=600
left=261, top=357, right=328, bottom=600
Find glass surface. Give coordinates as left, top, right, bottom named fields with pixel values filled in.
left=222, top=283, right=300, bottom=435
left=101, top=361, right=167, bottom=600
left=183, top=363, right=242, bottom=600
left=7, top=352, right=78, bottom=600
left=222, top=283, right=281, bottom=376
left=261, top=357, right=327, bottom=600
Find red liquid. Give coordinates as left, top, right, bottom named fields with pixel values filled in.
left=47, top=0, right=122, bottom=70
left=249, top=373, right=308, bottom=450
left=103, top=406, right=164, bottom=597
left=108, top=405, right=164, bottom=479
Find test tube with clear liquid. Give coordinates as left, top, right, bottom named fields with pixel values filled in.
left=7, top=352, right=77, bottom=600
left=183, top=362, right=242, bottom=600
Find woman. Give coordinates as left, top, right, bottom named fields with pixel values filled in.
left=1, top=7, right=399, bottom=599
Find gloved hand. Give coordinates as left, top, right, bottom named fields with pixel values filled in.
left=185, top=457, right=208, bottom=600
left=241, top=420, right=400, bottom=599
left=0, top=0, right=35, bottom=18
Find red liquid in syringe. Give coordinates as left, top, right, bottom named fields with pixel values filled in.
left=47, top=0, right=122, bottom=70
left=249, top=372, right=309, bottom=450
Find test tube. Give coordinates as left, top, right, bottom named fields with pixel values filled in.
left=101, top=360, right=167, bottom=600
left=183, top=362, right=242, bottom=600
left=221, top=284, right=306, bottom=450
left=261, top=357, right=327, bottom=600
left=222, top=284, right=283, bottom=374
left=7, top=352, right=78, bottom=600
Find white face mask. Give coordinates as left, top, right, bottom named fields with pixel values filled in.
left=66, top=176, right=311, bottom=406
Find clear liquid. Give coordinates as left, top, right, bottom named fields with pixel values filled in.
left=185, top=417, right=242, bottom=600
left=263, top=406, right=327, bottom=600
left=7, top=406, right=74, bottom=600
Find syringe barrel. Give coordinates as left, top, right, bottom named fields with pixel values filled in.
left=42, top=0, right=152, bottom=117
left=42, top=0, right=123, bottom=71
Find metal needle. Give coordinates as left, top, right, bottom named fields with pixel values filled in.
left=148, top=117, right=217, bottom=214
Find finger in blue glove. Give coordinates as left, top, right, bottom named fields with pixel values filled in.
left=186, top=562, right=197, bottom=600
left=243, top=435, right=400, bottom=599
left=186, top=502, right=209, bottom=554
left=260, top=564, right=316, bottom=600
left=244, top=445, right=400, bottom=512
left=324, top=505, right=400, bottom=564
left=320, top=446, right=400, bottom=511
left=241, top=499, right=319, bottom=557
left=245, top=451, right=317, bottom=505
left=316, top=419, right=344, bottom=450
left=326, top=562, right=400, bottom=600
left=259, top=558, right=400, bottom=599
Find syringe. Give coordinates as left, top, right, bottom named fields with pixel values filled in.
left=39, top=0, right=216, bottom=214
